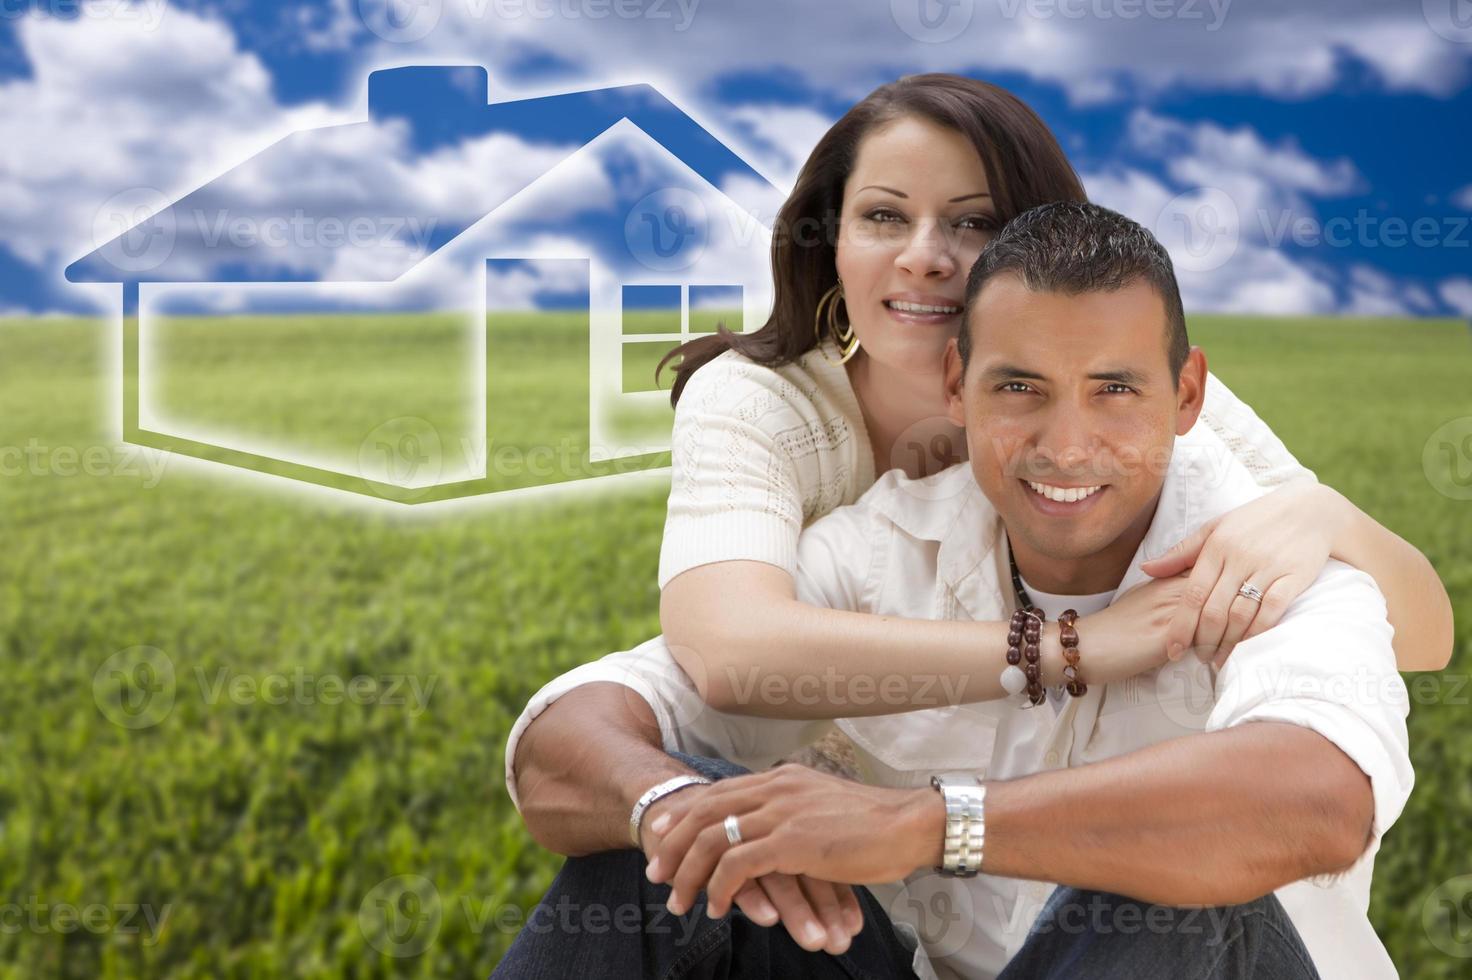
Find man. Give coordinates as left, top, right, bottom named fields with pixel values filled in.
left=497, top=202, right=1413, bottom=979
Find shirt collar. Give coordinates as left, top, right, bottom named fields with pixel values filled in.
left=866, top=422, right=1265, bottom=611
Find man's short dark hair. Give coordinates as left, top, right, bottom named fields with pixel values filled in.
left=957, top=201, right=1190, bottom=382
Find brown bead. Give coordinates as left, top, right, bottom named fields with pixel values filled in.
left=1024, top=646, right=1040, bottom=663
left=1059, top=609, right=1078, bottom=627
left=1024, top=663, right=1040, bottom=682
left=1063, top=649, right=1080, bottom=666
left=1007, top=629, right=1022, bottom=646
left=1006, top=649, right=1021, bottom=665
left=1060, top=625, right=1079, bottom=646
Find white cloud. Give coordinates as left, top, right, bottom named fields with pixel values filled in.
left=1440, top=278, right=1472, bottom=318
left=1343, top=264, right=1415, bottom=318
left=0, top=5, right=351, bottom=306
left=328, top=0, right=1470, bottom=110
left=724, top=103, right=836, bottom=189
left=1127, top=110, right=1362, bottom=216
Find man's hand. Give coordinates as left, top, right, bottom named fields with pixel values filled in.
left=639, top=781, right=867, bottom=954
left=645, top=764, right=937, bottom=928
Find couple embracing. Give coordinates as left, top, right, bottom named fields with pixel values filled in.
left=496, top=73, right=1447, bottom=980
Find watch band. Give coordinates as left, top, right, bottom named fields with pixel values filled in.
left=930, top=773, right=986, bottom=877
left=629, top=774, right=711, bottom=847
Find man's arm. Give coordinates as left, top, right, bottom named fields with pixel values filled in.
left=915, top=722, right=1373, bottom=906
left=666, top=561, right=1413, bottom=918
left=512, top=681, right=695, bottom=856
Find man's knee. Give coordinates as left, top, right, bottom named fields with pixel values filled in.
left=1010, top=886, right=1318, bottom=979
left=668, top=751, right=753, bottom=782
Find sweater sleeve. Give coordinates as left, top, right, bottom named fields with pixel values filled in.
left=1199, top=371, right=1316, bottom=488
left=658, top=355, right=851, bottom=588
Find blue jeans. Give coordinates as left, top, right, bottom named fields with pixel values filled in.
left=493, top=753, right=1320, bottom=980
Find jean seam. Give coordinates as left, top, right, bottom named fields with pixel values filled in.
left=660, top=914, right=731, bottom=980
left=1192, top=903, right=1318, bottom=980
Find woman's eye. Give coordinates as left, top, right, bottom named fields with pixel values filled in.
left=956, top=215, right=997, bottom=232
left=865, top=209, right=904, bottom=223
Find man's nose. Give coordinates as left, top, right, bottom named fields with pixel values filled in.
left=1036, top=413, right=1097, bottom=475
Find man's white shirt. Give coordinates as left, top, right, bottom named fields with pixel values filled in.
left=505, top=421, right=1414, bottom=980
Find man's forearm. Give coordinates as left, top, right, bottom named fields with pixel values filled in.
left=512, top=682, right=696, bottom=856
left=904, top=722, right=1375, bottom=906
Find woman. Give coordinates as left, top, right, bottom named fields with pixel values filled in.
left=502, top=73, right=1452, bottom=972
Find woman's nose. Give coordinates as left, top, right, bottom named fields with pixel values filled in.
left=896, top=220, right=958, bottom=279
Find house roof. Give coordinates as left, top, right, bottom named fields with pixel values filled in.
left=65, top=66, right=783, bottom=285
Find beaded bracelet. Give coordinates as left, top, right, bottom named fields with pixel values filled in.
left=1059, top=609, right=1087, bottom=697
left=1000, top=607, right=1047, bottom=706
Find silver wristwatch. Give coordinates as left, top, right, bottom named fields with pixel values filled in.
left=929, top=772, right=986, bottom=877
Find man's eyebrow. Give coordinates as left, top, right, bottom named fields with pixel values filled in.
left=980, top=364, right=1047, bottom=383
left=1088, top=368, right=1150, bottom=386
left=979, top=365, right=1151, bottom=386
left=855, top=185, right=992, bottom=203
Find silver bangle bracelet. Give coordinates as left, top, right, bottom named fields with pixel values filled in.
left=629, top=774, right=712, bottom=847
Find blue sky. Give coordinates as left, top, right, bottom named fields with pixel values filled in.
left=3, top=0, right=1471, bottom=319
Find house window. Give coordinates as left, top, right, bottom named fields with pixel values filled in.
left=621, top=284, right=743, bottom=393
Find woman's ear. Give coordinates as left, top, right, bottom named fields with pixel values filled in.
left=1175, top=346, right=1208, bottom=435
left=943, top=338, right=967, bottom=427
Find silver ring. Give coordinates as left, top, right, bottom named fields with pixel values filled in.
left=1237, top=582, right=1265, bottom=603
left=724, top=814, right=743, bottom=845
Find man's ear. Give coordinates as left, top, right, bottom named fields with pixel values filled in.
left=1175, top=346, right=1208, bottom=435
left=943, top=338, right=966, bottom=427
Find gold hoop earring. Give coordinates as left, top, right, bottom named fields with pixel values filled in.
left=814, top=282, right=860, bottom=365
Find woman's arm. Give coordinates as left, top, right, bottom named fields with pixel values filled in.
left=660, top=560, right=1186, bottom=718
left=1141, top=480, right=1454, bottom=672
left=1325, top=485, right=1453, bottom=671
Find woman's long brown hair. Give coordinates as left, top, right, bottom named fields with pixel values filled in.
left=658, top=72, right=1087, bottom=405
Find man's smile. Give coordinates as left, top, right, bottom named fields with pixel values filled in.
left=1019, top=478, right=1109, bottom=516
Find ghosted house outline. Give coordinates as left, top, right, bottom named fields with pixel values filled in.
left=66, top=65, right=783, bottom=503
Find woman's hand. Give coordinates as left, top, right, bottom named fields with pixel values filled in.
left=1139, top=479, right=1343, bottom=667
left=640, top=781, right=866, bottom=955
left=644, top=765, right=929, bottom=935
left=1076, top=573, right=1192, bottom=684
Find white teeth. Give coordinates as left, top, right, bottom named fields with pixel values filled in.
left=1027, top=481, right=1102, bottom=503
left=887, top=300, right=960, bottom=314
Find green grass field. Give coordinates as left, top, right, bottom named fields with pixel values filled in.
left=1, top=312, right=1469, bottom=977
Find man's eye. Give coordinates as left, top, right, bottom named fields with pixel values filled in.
left=1000, top=382, right=1033, bottom=393
left=1102, top=383, right=1135, bottom=394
